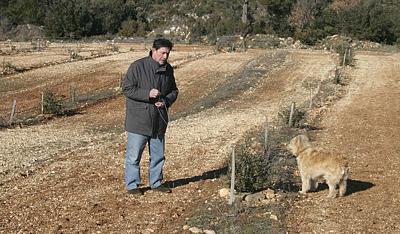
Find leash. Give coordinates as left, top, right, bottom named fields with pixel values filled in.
left=157, top=97, right=169, bottom=125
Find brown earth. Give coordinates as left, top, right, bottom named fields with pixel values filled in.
left=287, top=51, right=400, bottom=233
left=0, top=43, right=213, bottom=120
left=0, top=45, right=399, bottom=233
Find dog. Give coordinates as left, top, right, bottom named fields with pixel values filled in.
left=287, top=135, right=349, bottom=198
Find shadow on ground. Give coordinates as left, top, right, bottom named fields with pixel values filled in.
left=141, top=167, right=228, bottom=192
left=314, top=179, right=374, bottom=196
left=346, top=179, right=375, bottom=195
left=167, top=167, right=228, bottom=188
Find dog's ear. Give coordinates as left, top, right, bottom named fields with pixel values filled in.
left=298, top=135, right=309, bottom=144
left=298, top=135, right=311, bottom=149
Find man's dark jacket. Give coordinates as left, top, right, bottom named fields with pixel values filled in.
left=122, top=56, right=178, bottom=137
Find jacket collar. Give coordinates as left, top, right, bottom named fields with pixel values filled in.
left=147, top=56, right=167, bottom=73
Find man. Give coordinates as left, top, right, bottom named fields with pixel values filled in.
left=122, top=38, right=178, bottom=195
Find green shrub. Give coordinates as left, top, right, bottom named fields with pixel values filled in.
left=228, top=131, right=298, bottom=193
left=42, top=89, right=63, bottom=115
left=333, top=41, right=353, bottom=66
left=233, top=148, right=270, bottom=192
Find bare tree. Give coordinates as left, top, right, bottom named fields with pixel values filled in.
left=242, top=0, right=249, bottom=24
left=289, top=0, right=319, bottom=32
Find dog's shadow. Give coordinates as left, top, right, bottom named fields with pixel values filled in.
left=315, top=179, right=375, bottom=196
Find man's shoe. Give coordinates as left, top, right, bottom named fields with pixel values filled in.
left=127, top=188, right=144, bottom=195
left=153, top=184, right=171, bottom=193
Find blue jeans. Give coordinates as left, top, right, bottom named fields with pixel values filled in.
left=125, top=132, right=165, bottom=190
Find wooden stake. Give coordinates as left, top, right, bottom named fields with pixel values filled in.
left=228, top=148, right=236, bottom=205
left=264, top=116, right=269, bottom=155
left=70, top=83, right=76, bottom=103
left=288, top=102, right=295, bottom=127
left=316, top=80, right=322, bottom=95
left=41, top=92, right=44, bottom=114
left=120, top=73, right=124, bottom=88
left=343, top=49, right=347, bottom=67
left=348, top=49, right=351, bottom=63
left=309, top=84, right=313, bottom=109
left=9, top=99, right=16, bottom=126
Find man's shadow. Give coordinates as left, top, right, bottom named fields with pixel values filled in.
left=315, top=179, right=374, bottom=196
left=166, top=167, right=228, bottom=188
left=141, top=167, right=228, bottom=192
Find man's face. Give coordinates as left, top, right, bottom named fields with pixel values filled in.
left=151, top=47, right=170, bottom=65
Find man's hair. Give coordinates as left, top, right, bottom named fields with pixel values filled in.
left=152, top=38, right=173, bottom=50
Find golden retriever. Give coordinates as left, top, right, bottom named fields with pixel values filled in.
left=288, top=135, right=349, bottom=198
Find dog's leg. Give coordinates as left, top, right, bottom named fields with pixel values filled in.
left=300, top=174, right=311, bottom=194
left=326, top=179, right=338, bottom=198
left=310, top=179, right=318, bottom=191
left=339, top=168, right=349, bottom=197
left=339, top=179, right=347, bottom=197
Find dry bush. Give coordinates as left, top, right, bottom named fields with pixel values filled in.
left=334, top=67, right=345, bottom=85
left=1, top=60, right=17, bottom=75
left=278, top=104, right=306, bottom=128
left=107, top=43, right=119, bottom=52
left=67, top=49, right=82, bottom=60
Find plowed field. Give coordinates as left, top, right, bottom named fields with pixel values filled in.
left=1, top=43, right=399, bottom=233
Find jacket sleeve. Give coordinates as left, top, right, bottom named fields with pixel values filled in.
left=122, top=63, right=150, bottom=102
left=164, top=68, right=179, bottom=108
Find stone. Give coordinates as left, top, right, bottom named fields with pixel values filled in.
left=189, top=227, right=203, bottom=233
left=204, top=230, right=216, bottom=234
left=263, top=188, right=276, bottom=199
left=219, top=188, right=230, bottom=199
left=244, top=192, right=265, bottom=203
left=270, top=214, right=278, bottom=221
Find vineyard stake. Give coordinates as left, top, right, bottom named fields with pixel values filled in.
left=120, top=73, right=124, bottom=88
left=41, top=92, right=44, bottom=114
left=228, top=148, right=236, bottom=205
left=9, top=99, right=16, bottom=126
left=309, top=84, right=313, bottom=109
left=70, top=83, right=76, bottom=103
left=288, top=102, right=295, bottom=127
left=264, top=116, right=269, bottom=155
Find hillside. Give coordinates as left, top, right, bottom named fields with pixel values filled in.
left=1, top=0, right=399, bottom=45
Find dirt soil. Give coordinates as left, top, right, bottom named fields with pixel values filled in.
left=0, top=43, right=213, bottom=120
left=0, top=47, right=399, bottom=233
left=287, top=51, right=400, bottom=233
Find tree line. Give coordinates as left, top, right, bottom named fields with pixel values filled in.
left=0, top=0, right=399, bottom=45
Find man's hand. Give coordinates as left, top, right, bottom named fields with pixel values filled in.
left=149, top=89, right=160, bottom=98
left=155, top=101, right=165, bottom=108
